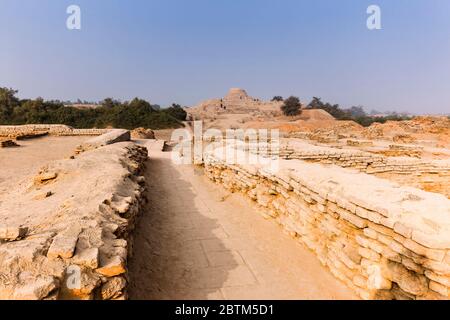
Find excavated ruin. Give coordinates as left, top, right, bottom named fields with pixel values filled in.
left=203, top=144, right=450, bottom=300
left=1, top=112, right=449, bottom=300
left=0, top=129, right=148, bottom=300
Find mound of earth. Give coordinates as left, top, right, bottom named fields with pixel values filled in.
left=131, top=128, right=155, bottom=139
left=299, top=109, right=335, bottom=121
left=186, top=88, right=342, bottom=134
left=362, top=116, right=450, bottom=145
left=243, top=119, right=360, bottom=136
left=186, top=88, right=283, bottom=120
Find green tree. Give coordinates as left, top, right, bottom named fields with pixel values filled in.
left=347, top=106, right=367, bottom=118
left=165, top=103, right=187, bottom=121
left=101, top=98, right=120, bottom=109
left=307, top=97, right=324, bottom=109
left=128, top=97, right=154, bottom=111
left=0, top=87, right=20, bottom=123
left=281, top=96, right=302, bottom=116
left=271, top=96, right=283, bottom=102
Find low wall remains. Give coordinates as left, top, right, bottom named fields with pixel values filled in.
left=200, top=139, right=449, bottom=176
left=0, top=132, right=148, bottom=300
left=277, top=140, right=450, bottom=175
left=193, top=138, right=449, bottom=197
left=242, top=139, right=450, bottom=198
left=0, top=125, right=108, bottom=138
left=76, top=129, right=131, bottom=153
left=204, top=146, right=450, bottom=300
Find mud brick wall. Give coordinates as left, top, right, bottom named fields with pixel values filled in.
left=276, top=140, right=450, bottom=174
left=204, top=147, right=450, bottom=300
left=278, top=143, right=385, bottom=171
left=0, top=125, right=108, bottom=137
left=242, top=140, right=450, bottom=197
left=198, top=139, right=449, bottom=196
left=0, top=137, right=148, bottom=300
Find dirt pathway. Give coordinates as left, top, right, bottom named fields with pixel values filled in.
left=128, top=145, right=357, bottom=300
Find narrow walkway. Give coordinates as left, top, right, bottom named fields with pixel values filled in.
left=128, top=146, right=357, bottom=300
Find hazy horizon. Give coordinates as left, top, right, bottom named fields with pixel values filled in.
left=1, top=0, right=450, bottom=114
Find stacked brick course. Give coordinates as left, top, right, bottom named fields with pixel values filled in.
left=0, top=132, right=148, bottom=300
left=204, top=146, right=450, bottom=300
left=0, top=125, right=108, bottom=138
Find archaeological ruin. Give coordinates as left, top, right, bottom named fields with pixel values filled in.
left=0, top=91, right=449, bottom=300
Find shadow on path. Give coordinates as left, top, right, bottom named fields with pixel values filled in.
left=128, top=151, right=236, bottom=299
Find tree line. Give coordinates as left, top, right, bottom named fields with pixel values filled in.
left=0, top=87, right=412, bottom=130
left=0, top=87, right=186, bottom=130
left=275, top=96, right=411, bottom=127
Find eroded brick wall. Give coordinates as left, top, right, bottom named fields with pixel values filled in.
left=0, top=125, right=108, bottom=137
left=204, top=147, right=450, bottom=300
left=0, top=135, right=148, bottom=300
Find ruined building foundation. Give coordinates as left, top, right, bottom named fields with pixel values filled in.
left=203, top=145, right=450, bottom=300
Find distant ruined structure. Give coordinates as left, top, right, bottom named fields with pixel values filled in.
left=186, top=88, right=283, bottom=120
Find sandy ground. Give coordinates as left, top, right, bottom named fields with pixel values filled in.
left=0, top=136, right=90, bottom=201
left=128, top=148, right=357, bottom=300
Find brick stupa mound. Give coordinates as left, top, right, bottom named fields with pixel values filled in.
left=186, top=88, right=284, bottom=120
left=185, top=88, right=340, bottom=133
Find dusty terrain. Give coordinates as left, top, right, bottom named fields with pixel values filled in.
left=0, top=136, right=91, bottom=200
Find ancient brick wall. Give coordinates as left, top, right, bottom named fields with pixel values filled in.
left=0, top=133, right=148, bottom=300
left=0, top=125, right=108, bottom=138
left=244, top=139, right=450, bottom=197
left=204, top=146, right=450, bottom=300
left=194, top=138, right=449, bottom=197
left=276, top=140, right=450, bottom=174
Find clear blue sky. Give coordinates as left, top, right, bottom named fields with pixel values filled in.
left=1, top=0, right=449, bottom=114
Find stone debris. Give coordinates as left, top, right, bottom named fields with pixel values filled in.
left=47, top=227, right=81, bottom=260
left=33, top=191, right=54, bottom=201
left=58, top=269, right=101, bottom=300
left=131, top=127, right=155, bottom=139
left=96, top=256, right=126, bottom=277
left=33, top=172, right=58, bottom=185
left=347, top=140, right=374, bottom=147
left=12, top=276, right=58, bottom=300
left=101, top=276, right=127, bottom=300
left=203, top=144, right=450, bottom=300
left=0, top=139, right=20, bottom=148
left=0, top=226, right=28, bottom=241
left=72, top=248, right=100, bottom=269
left=374, top=144, right=424, bottom=158
left=393, top=134, right=416, bottom=144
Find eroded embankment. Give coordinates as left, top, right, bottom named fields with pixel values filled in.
left=0, top=134, right=148, bottom=299
left=204, top=146, right=450, bottom=300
